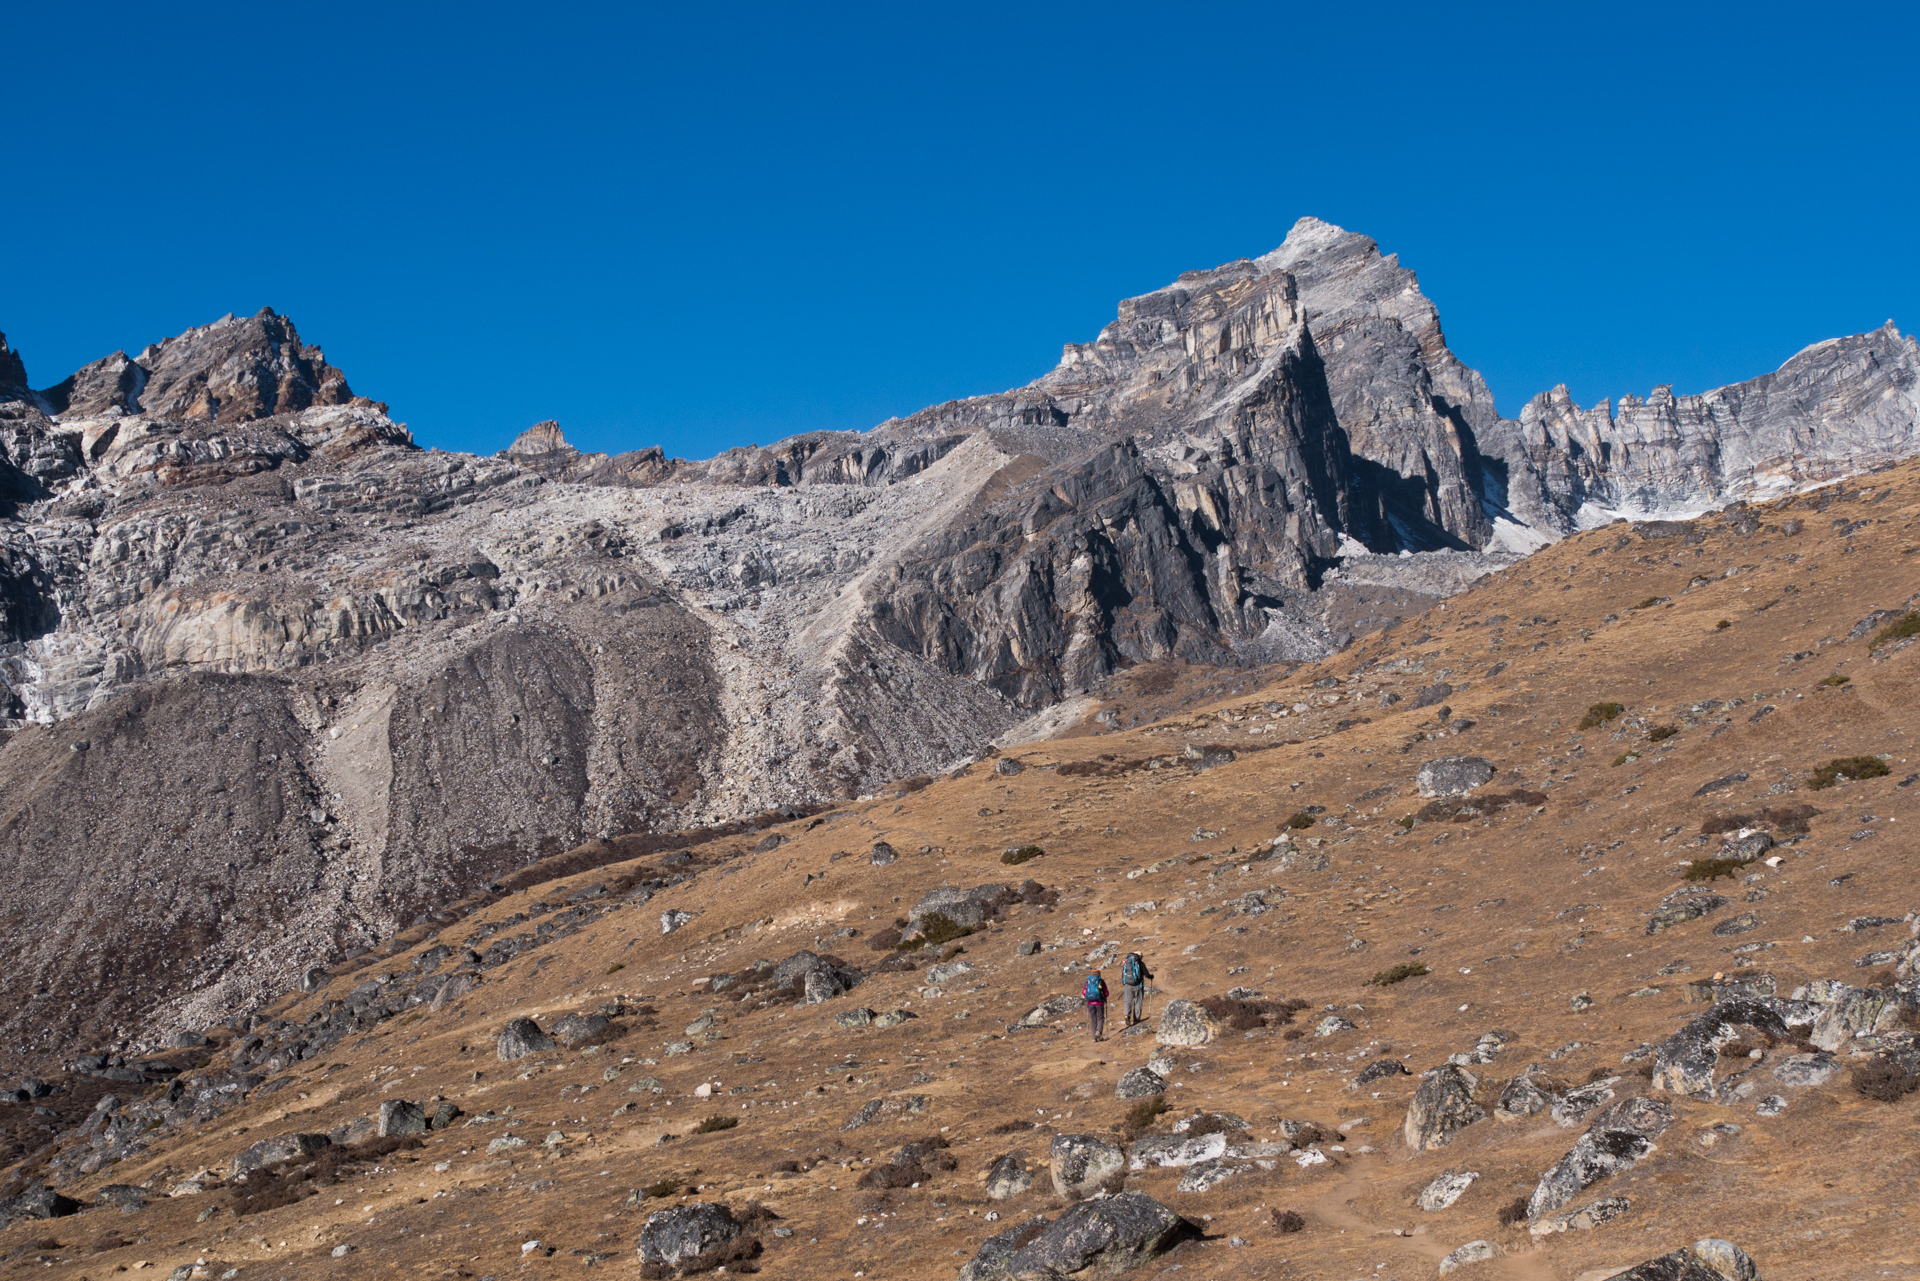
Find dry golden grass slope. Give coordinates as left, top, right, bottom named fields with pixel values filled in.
left=9, top=461, right=1920, bottom=1281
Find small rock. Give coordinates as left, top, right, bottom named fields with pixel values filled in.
left=1755, top=1093, right=1787, bottom=1117
left=1314, top=1014, right=1356, bottom=1037
left=870, top=842, right=898, bottom=866
left=984, top=1154, right=1033, bottom=1199
left=994, top=757, right=1024, bottom=776
left=1176, top=1158, right=1248, bottom=1193
left=332, top=1244, right=354, bottom=1257
left=487, top=1135, right=528, bottom=1154
left=1417, top=1170, right=1478, bottom=1211
left=660, top=909, right=696, bottom=935
left=1437, top=1240, right=1501, bottom=1274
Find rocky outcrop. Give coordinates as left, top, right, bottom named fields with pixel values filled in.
left=1404, top=1063, right=1484, bottom=1150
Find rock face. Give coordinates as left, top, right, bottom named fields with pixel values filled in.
left=1610, top=1239, right=1761, bottom=1281
left=1, top=219, right=1916, bottom=1069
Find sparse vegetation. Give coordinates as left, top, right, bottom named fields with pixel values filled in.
left=1684, top=855, right=1754, bottom=882
left=1496, top=1197, right=1530, bottom=1227
left=1612, top=752, right=1639, bottom=767
left=231, top=1134, right=425, bottom=1216
left=1870, top=612, right=1920, bottom=648
left=643, top=1179, right=684, bottom=1198
left=605, top=963, right=624, bottom=974
left=1853, top=1056, right=1920, bottom=1102
left=1001, top=845, right=1044, bottom=866
left=1647, top=724, right=1678, bottom=742
left=692, top=1115, right=740, bottom=1133
left=1417, top=788, right=1546, bottom=823
left=1577, top=701, right=1625, bottom=729
left=1395, top=814, right=1416, bottom=830
left=1283, top=811, right=1317, bottom=830
left=1807, top=755, right=1891, bottom=790
left=1716, top=619, right=1732, bottom=630
left=1370, top=962, right=1430, bottom=987
left=1116, top=1096, right=1171, bottom=1142
left=1198, top=994, right=1308, bottom=1030
left=1272, top=1209, right=1306, bottom=1233
left=1817, top=674, right=1851, bottom=687
left=1631, top=597, right=1664, bottom=611
left=1700, top=804, right=1819, bottom=836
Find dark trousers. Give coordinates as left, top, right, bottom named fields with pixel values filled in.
left=1088, top=1002, right=1106, bottom=1039
left=1123, top=984, right=1145, bottom=1021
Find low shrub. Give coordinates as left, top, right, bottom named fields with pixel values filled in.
left=1817, top=674, right=1851, bottom=688
left=1496, top=1197, right=1530, bottom=1227
left=1395, top=814, right=1415, bottom=830
left=1716, top=619, right=1732, bottom=630
left=1853, top=1057, right=1920, bottom=1103
left=1647, top=724, right=1678, bottom=742
left=1282, top=1027, right=1306, bottom=1041
left=233, top=1134, right=425, bottom=1216
left=1283, top=811, right=1317, bottom=830
left=1700, top=804, right=1819, bottom=836
left=1198, top=995, right=1307, bottom=1031
left=1870, top=612, right=1920, bottom=648
left=1272, top=1209, right=1306, bottom=1233
left=1370, top=963, right=1430, bottom=987
left=1577, top=701, right=1625, bottom=729
left=1417, top=789, right=1546, bottom=823
left=1808, top=755, right=1891, bottom=790
left=1631, top=597, right=1664, bottom=611
left=692, top=1115, right=740, bottom=1134
left=605, top=963, right=625, bottom=974
left=1001, top=845, right=1044, bottom=866
left=1683, top=856, right=1752, bottom=882
left=1612, top=752, right=1639, bottom=767
left=643, top=1178, right=683, bottom=1198
left=1116, top=1096, right=1171, bottom=1143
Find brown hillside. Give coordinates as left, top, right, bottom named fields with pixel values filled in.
left=5, top=462, right=1920, bottom=1279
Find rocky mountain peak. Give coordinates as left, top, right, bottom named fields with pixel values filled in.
left=0, top=333, right=27, bottom=401
left=508, top=420, right=575, bottom=456
left=40, top=307, right=366, bottom=423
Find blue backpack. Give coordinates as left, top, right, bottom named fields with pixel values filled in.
left=1123, top=954, right=1144, bottom=986
left=1084, top=974, right=1107, bottom=1003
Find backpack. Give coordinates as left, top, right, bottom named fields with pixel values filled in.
left=1084, top=974, right=1107, bottom=1004
left=1122, top=954, right=1144, bottom=986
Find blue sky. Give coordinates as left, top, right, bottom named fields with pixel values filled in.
left=6, top=2, right=1916, bottom=460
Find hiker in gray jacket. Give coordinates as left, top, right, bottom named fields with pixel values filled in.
left=1121, top=951, right=1153, bottom=1026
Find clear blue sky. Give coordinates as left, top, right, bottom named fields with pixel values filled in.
left=7, top=2, right=1916, bottom=460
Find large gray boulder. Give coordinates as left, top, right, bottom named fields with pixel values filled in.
left=636, top=1201, right=744, bottom=1268
left=1404, top=1064, right=1484, bottom=1150
left=1652, top=999, right=1795, bottom=1096
left=0, top=1184, right=81, bottom=1226
left=231, top=1131, right=330, bottom=1178
left=1154, top=999, right=1215, bottom=1047
left=906, top=884, right=1013, bottom=935
left=1002, top=1193, right=1195, bottom=1278
left=1049, top=1133, right=1126, bottom=1201
left=1417, top=756, right=1495, bottom=798
left=1417, top=1170, right=1478, bottom=1211
left=1494, top=1070, right=1556, bottom=1121
left=496, top=1017, right=555, bottom=1061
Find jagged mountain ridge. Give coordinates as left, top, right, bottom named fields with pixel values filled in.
left=0, top=218, right=1913, bottom=1065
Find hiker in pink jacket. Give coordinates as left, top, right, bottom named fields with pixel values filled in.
left=1084, top=970, right=1109, bottom=1042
